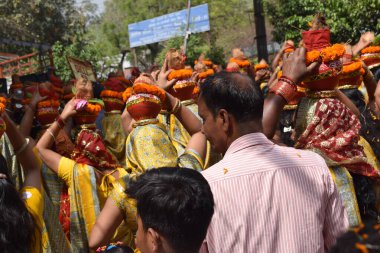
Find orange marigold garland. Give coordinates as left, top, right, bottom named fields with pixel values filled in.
left=37, top=99, right=60, bottom=109
left=194, top=60, right=213, bottom=67
left=229, top=58, right=250, bottom=68
left=202, top=60, right=213, bottom=67
left=100, top=90, right=123, bottom=99
left=341, top=61, right=362, bottom=75
left=0, top=97, right=8, bottom=106
left=198, top=69, right=215, bottom=79
left=122, top=87, right=133, bottom=102
left=361, top=46, right=380, bottom=54
left=134, top=84, right=166, bottom=102
left=122, top=84, right=166, bottom=103
left=306, top=51, right=322, bottom=65
left=192, top=86, right=200, bottom=96
left=284, top=48, right=295, bottom=53
left=85, top=102, right=102, bottom=114
left=0, top=102, right=5, bottom=115
left=277, top=70, right=283, bottom=78
left=321, top=44, right=345, bottom=62
left=168, top=69, right=193, bottom=81
left=306, top=44, right=345, bottom=65
left=254, top=63, right=270, bottom=72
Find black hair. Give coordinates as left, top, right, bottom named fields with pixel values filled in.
left=126, top=167, right=214, bottom=253
left=93, top=81, right=104, bottom=99
left=200, top=72, right=264, bottom=122
left=0, top=154, right=36, bottom=253
left=340, top=88, right=366, bottom=113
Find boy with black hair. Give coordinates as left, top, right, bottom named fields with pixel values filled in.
left=126, top=167, right=214, bottom=253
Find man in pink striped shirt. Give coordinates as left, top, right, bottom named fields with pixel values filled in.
left=198, top=48, right=348, bottom=253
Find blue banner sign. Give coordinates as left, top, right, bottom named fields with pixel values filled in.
left=128, top=4, right=210, bottom=48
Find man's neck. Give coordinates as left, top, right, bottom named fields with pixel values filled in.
left=224, top=120, right=263, bottom=153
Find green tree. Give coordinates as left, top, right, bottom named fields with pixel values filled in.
left=91, top=0, right=255, bottom=67
left=264, top=0, right=380, bottom=44
left=52, top=39, right=102, bottom=82
left=156, top=34, right=226, bottom=67
left=0, top=0, right=101, bottom=55
left=0, top=0, right=103, bottom=81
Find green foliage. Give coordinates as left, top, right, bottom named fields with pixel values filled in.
left=206, top=46, right=226, bottom=66
left=373, top=34, right=380, bottom=46
left=92, top=0, right=254, bottom=66
left=0, top=0, right=89, bottom=49
left=264, top=0, right=380, bottom=44
left=155, top=34, right=226, bottom=67
left=0, top=0, right=103, bottom=81
left=52, top=39, right=102, bottom=82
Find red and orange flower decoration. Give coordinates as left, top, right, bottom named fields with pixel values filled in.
left=73, top=99, right=104, bottom=125
left=303, top=44, right=346, bottom=90
left=36, top=99, right=61, bottom=126
left=305, top=44, right=345, bottom=65
left=339, top=60, right=363, bottom=88
left=123, top=83, right=166, bottom=121
left=360, top=46, right=380, bottom=69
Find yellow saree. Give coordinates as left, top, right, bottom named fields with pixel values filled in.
left=58, top=157, right=133, bottom=252
left=21, top=186, right=49, bottom=253
left=167, top=101, right=220, bottom=168
left=169, top=100, right=199, bottom=156
left=101, top=112, right=127, bottom=168
left=125, top=121, right=204, bottom=174
left=1, top=133, right=24, bottom=190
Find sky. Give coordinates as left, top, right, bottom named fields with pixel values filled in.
left=91, top=0, right=105, bottom=13
left=76, top=0, right=105, bottom=13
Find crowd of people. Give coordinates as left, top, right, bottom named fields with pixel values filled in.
left=0, top=14, right=380, bottom=253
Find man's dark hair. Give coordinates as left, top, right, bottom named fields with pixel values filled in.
left=126, top=167, right=214, bottom=253
left=200, top=72, right=264, bottom=122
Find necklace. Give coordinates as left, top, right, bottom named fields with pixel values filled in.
left=369, top=104, right=380, bottom=121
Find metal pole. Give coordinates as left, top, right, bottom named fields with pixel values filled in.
left=132, top=48, right=138, bottom=67
left=183, top=0, right=191, bottom=55
left=253, top=0, right=268, bottom=61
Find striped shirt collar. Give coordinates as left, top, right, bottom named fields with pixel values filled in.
left=224, top=132, right=274, bottom=156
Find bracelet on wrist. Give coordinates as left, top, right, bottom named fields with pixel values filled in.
left=46, top=129, right=57, bottom=142
left=13, top=138, right=30, bottom=156
left=170, top=99, right=181, bottom=114
left=269, top=79, right=297, bottom=104
left=278, top=75, right=297, bottom=87
left=55, top=116, right=66, bottom=129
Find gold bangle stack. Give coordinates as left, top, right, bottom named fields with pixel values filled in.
left=171, top=99, right=182, bottom=114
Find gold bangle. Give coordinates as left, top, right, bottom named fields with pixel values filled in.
left=13, top=138, right=30, bottom=156
left=46, top=129, right=56, bottom=142
left=171, top=99, right=181, bottom=114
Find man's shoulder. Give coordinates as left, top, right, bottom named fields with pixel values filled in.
left=201, top=145, right=328, bottom=182
left=276, top=145, right=327, bottom=165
